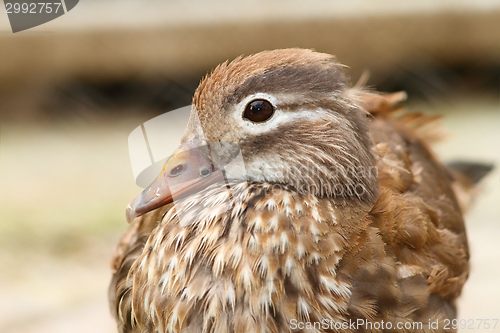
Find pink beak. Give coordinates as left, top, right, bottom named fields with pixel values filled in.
left=126, top=143, right=225, bottom=223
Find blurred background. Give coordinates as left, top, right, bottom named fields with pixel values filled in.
left=0, top=1, right=499, bottom=332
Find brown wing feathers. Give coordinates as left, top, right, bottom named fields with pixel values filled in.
left=109, top=51, right=481, bottom=332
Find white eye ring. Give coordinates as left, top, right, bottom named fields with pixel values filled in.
left=233, top=93, right=280, bottom=131
left=232, top=93, right=323, bottom=134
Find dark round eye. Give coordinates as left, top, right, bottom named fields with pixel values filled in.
left=243, top=99, right=274, bottom=123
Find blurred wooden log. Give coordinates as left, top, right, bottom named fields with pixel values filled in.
left=1, top=0, right=500, bottom=117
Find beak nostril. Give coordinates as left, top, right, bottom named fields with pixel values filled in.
left=199, top=167, right=211, bottom=177
left=169, top=164, right=184, bottom=177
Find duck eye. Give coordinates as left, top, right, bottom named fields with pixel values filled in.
left=243, top=99, right=274, bottom=123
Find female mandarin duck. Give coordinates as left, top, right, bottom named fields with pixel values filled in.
left=109, top=49, right=486, bottom=333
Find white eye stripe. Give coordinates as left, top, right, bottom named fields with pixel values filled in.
left=233, top=93, right=324, bottom=134
left=237, top=93, right=279, bottom=114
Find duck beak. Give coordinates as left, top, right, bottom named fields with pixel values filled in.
left=126, top=143, right=225, bottom=223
